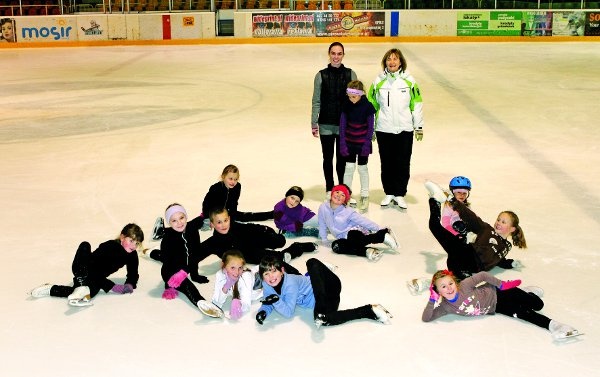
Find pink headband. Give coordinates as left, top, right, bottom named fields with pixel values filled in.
left=165, top=205, right=187, bottom=223
left=346, top=88, right=364, bottom=96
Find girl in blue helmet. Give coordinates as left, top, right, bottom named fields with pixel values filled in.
left=425, top=177, right=525, bottom=279
left=408, top=177, right=525, bottom=295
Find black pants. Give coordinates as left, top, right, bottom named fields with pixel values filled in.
left=307, top=258, right=376, bottom=326
left=495, top=288, right=551, bottom=329
left=428, top=199, right=481, bottom=274
left=50, top=242, right=102, bottom=298
left=331, top=229, right=387, bottom=257
left=376, top=131, right=413, bottom=196
left=320, top=134, right=345, bottom=192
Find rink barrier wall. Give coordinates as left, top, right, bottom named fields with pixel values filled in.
left=1, top=10, right=599, bottom=47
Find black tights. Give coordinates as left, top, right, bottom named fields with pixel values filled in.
left=495, top=288, right=551, bottom=329
left=307, top=258, right=376, bottom=326
left=331, top=229, right=387, bottom=257
left=320, top=134, right=345, bottom=192
left=428, top=198, right=481, bottom=275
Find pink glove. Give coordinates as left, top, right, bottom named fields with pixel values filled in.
left=499, top=279, right=522, bottom=290
left=429, top=284, right=440, bottom=302
left=111, top=283, right=134, bottom=294
left=162, top=287, right=179, bottom=300
left=167, top=269, right=188, bottom=289
left=222, top=274, right=238, bottom=292
left=230, top=298, right=243, bottom=320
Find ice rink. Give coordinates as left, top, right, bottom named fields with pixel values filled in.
left=1, top=40, right=599, bottom=377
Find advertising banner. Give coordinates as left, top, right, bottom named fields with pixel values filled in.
left=17, top=17, right=78, bottom=42
left=552, top=11, right=586, bottom=36
left=252, top=13, right=315, bottom=37
left=457, top=11, right=521, bottom=36
left=585, top=11, right=600, bottom=36
left=251, top=11, right=384, bottom=38
left=521, top=11, right=552, bottom=36
left=77, top=15, right=109, bottom=41
left=314, top=11, right=384, bottom=37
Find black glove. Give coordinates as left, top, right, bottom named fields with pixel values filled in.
left=191, top=274, right=209, bottom=284
left=452, top=221, right=468, bottom=237
left=256, top=310, right=267, bottom=325
left=261, top=294, right=279, bottom=305
left=497, top=258, right=514, bottom=269
left=274, top=211, right=284, bottom=221
left=294, top=221, right=303, bottom=232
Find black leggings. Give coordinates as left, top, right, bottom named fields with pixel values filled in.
left=428, top=199, right=481, bottom=274
left=331, top=229, right=387, bottom=257
left=495, top=288, right=551, bottom=329
left=50, top=242, right=102, bottom=298
left=320, top=134, right=345, bottom=192
left=307, top=258, right=376, bottom=326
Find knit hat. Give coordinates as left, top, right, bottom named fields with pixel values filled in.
left=285, top=186, right=304, bottom=201
left=331, top=184, right=351, bottom=205
left=165, top=204, right=187, bottom=224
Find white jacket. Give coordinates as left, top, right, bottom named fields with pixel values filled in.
left=368, top=69, right=424, bottom=134
left=211, top=266, right=263, bottom=313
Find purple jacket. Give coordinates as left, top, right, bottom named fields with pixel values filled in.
left=273, top=199, right=316, bottom=232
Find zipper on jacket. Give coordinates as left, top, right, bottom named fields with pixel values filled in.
left=387, top=91, right=389, bottom=107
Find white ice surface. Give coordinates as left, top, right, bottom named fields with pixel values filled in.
left=1, top=42, right=599, bottom=377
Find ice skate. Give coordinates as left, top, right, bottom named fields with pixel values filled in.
left=67, top=286, right=92, bottom=307
left=383, top=228, right=400, bottom=250
left=358, top=196, right=369, bottom=213
left=393, top=196, right=407, bottom=209
left=29, top=283, right=53, bottom=298
left=151, top=217, right=165, bottom=241
left=197, top=300, right=224, bottom=318
left=549, top=320, right=581, bottom=340
left=371, top=304, right=393, bottom=324
left=522, top=286, right=544, bottom=298
left=424, top=180, right=448, bottom=204
left=314, top=313, right=329, bottom=329
left=366, top=248, right=384, bottom=262
left=380, top=195, right=394, bottom=207
left=406, top=278, right=431, bottom=295
left=349, top=198, right=357, bottom=207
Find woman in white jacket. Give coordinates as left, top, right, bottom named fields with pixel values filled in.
left=368, top=48, right=424, bottom=210
left=212, top=250, right=263, bottom=320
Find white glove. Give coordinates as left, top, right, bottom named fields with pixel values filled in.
left=466, top=232, right=477, bottom=244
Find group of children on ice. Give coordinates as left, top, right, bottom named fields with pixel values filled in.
left=29, top=44, right=581, bottom=342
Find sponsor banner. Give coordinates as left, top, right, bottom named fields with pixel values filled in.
left=252, top=13, right=315, bottom=37
left=521, top=11, right=553, bottom=36
left=17, top=17, right=77, bottom=42
left=457, top=11, right=488, bottom=36
left=251, top=12, right=384, bottom=38
left=77, top=15, right=108, bottom=41
left=1, top=18, right=17, bottom=42
left=457, top=11, right=521, bottom=36
left=586, top=11, right=600, bottom=36
left=552, top=11, right=586, bottom=36
left=315, top=11, right=384, bottom=37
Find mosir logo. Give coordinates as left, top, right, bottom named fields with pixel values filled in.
left=22, top=22, right=73, bottom=41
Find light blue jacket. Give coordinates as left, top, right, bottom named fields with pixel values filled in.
left=318, top=201, right=382, bottom=243
left=259, top=273, right=315, bottom=318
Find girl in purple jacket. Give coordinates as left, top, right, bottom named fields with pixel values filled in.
left=273, top=186, right=319, bottom=238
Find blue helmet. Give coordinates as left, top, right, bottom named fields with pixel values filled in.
left=449, top=176, right=472, bottom=191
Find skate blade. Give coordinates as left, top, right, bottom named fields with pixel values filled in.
left=68, top=299, right=93, bottom=307
left=406, top=280, right=421, bottom=296
left=554, top=331, right=583, bottom=340
left=200, top=306, right=224, bottom=318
